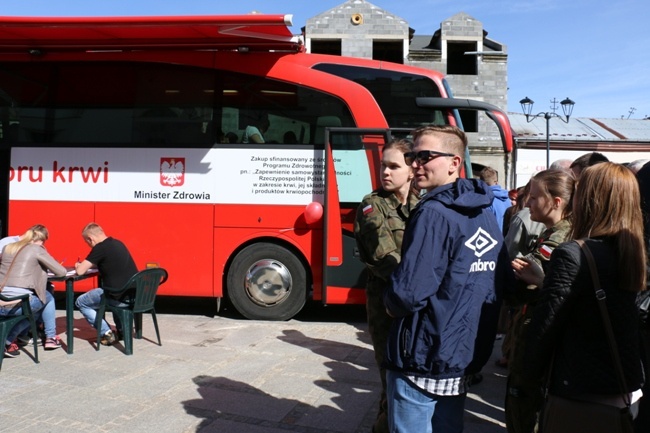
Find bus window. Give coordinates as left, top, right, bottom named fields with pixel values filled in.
left=0, top=63, right=355, bottom=148
left=312, top=63, right=447, bottom=128
left=333, top=145, right=373, bottom=204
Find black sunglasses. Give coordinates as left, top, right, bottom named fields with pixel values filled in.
left=404, top=150, right=456, bottom=166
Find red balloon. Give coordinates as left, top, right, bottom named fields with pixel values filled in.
left=304, top=201, right=323, bottom=224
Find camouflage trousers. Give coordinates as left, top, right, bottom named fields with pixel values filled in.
left=505, top=306, right=543, bottom=433
left=366, top=284, right=391, bottom=433
left=505, top=374, right=542, bottom=433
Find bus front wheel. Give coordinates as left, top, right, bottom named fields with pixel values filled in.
left=226, top=243, right=307, bottom=320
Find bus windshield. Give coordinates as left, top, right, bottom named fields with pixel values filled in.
left=312, top=63, right=447, bottom=128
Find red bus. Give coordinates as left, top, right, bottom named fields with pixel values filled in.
left=0, top=14, right=513, bottom=320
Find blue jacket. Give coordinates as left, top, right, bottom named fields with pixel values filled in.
left=488, top=185, right=511, bottom=233
left=384, top=178, right=509, bottom=379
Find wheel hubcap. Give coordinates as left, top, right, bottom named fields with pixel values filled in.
left=245, top=259, right=292, bottom=307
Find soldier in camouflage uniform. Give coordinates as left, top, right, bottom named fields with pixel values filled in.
left=354, top=138, right=419, bottom=433
left=507, top=169, right=575, bottom=433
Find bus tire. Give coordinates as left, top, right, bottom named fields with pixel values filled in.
left=226, top=243, right=307, bottom=321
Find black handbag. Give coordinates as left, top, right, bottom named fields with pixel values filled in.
left=542, top=394, right=633, bottom=433
left=541, top=239, right=634, bottom=433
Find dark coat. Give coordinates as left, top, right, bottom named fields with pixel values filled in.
left=523, top=238, right=644, bottom=397
left=384, top=178, right=510, bottom=379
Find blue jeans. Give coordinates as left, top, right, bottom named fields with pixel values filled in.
left=75, top=288, right=127, bottom=335
left=386, top=370, right=466, bottom=433
left=40, top=291, right=57, bottom=339
left=1, top=294, right=45, bottom=345
left=21, top=283, right=56, bottom=336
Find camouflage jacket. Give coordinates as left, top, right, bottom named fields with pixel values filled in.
left=514, top=218, right=572, bottom=305
left=354, top=189, right=419, bottom=286
left=529, top=218, right=572, bottom=274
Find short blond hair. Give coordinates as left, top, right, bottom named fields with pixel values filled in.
left=411, top=125, right=467, bottom=157
left=479, top=167, right=498, bottom=185
left=82, top=222, right=105, bottom=238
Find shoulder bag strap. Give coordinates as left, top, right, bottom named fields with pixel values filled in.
left=0, top=245, right=27, bottom=291
left=575, top=239, right=632, bottom=408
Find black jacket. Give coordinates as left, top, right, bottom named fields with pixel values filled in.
left=523, top=238, right=644, bottom=397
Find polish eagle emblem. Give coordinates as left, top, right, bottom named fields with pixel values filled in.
left=160, top=157, right=185, bottom=187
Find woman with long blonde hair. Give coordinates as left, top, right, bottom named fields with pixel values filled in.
left=0, top=225, right=66, bottom=356
left=523, top=162, right=646, bottom=430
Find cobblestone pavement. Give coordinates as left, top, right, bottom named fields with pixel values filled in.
left=0, top=300, right=507, bottom=433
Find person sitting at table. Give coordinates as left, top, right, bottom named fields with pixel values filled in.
left=74, top=223, right=138, bottom=346
left=0, top=225, right=66, bottom=357
left=1, top=226, right=53, bottom=345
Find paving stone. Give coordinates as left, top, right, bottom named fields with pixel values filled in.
left=0, top=307, right=507, bottom=432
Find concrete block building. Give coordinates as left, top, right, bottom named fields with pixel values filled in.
left=304, top=0, right=510, bottom=182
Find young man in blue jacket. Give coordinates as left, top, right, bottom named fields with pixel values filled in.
left=478, top=165, right=510, bottom=233
left=384, top=125, right=508, bottom=432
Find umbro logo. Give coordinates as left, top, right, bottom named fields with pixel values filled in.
left=464, top=227, right=498, bottom=258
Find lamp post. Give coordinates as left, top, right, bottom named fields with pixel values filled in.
left=519, top=97, right=575, bottom=169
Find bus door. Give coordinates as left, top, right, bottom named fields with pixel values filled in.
left=320, top=127, right=411, bottom=305
left=319, top=97, right=513, bottom=305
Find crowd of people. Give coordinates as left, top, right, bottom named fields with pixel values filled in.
left=1, top=223, right=137, bottom=357
left=4, top=125, right=650, bottom=431
left=354, top=126, right=650, bottom=433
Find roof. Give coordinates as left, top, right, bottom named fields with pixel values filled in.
left=509, top=113, right=650, bottom=143
left=0, top=15, right=302, bottom=52
left=309, top=0, right=408, bottom=24
left=409, top=35, right=436, bottom=51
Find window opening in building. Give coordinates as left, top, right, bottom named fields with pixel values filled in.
left=447, top=42, right=477, bottom=75
left=372, top=40, right=403, bottom=64
left=310, top=39, right=342, bottom=56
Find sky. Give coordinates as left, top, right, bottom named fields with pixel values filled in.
left=2, top=0, right=649, bottom=119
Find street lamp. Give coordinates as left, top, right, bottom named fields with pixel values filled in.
left=519, top=96, right=575, bottom=169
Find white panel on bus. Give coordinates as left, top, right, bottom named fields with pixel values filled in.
left=9, top=148, right=329, bottom=205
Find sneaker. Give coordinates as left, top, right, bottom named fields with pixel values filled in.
left=4, top=342, right=20, bottom=358
left=44, top=336, right=62, bottom=350
left=100, top=331, right=116, bottom=346
left=16, top=333, right=42, bottom=346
